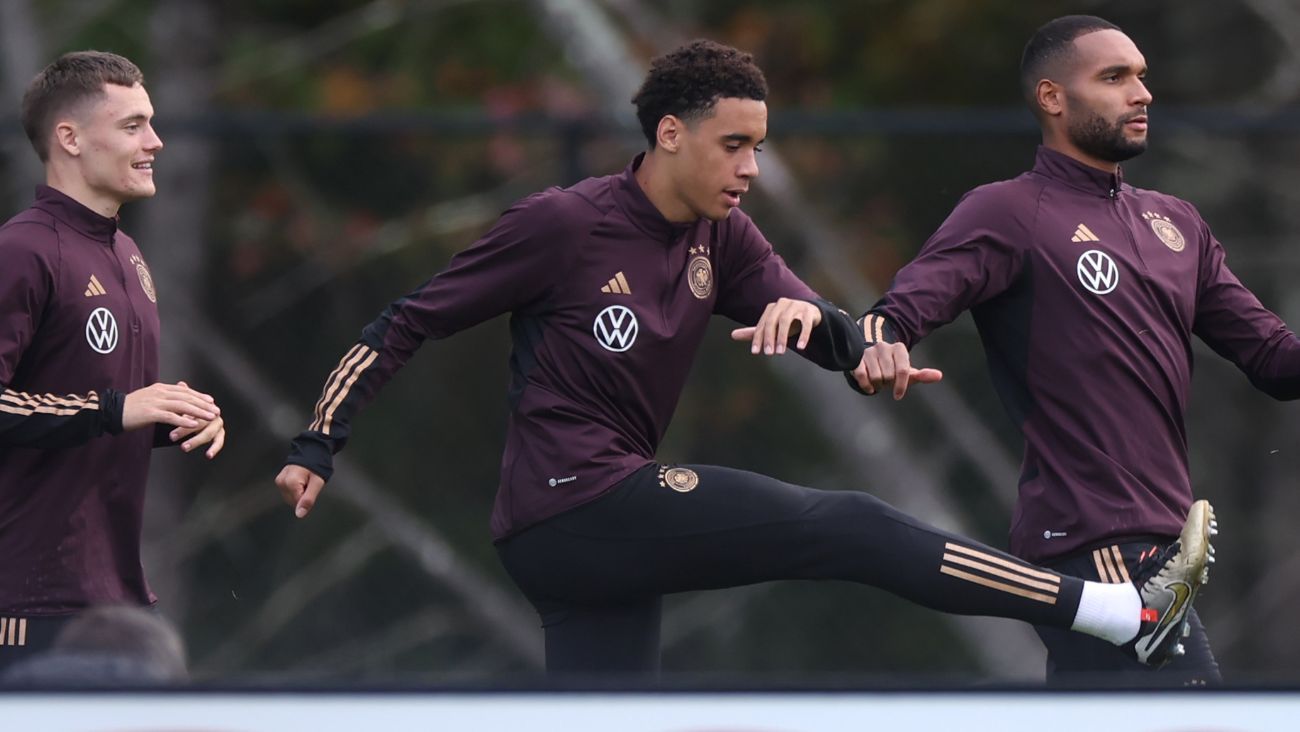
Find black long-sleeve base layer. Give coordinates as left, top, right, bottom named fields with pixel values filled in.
left=497, top=463, right=1087, bottom=675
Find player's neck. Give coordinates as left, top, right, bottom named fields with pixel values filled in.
left=45, top=166, right=122, bottom=219
left=634, top=150, right=696, bottom=224
left=1041, top=135, right=1120, bottom=175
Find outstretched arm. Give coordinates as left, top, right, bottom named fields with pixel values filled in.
left=848, top=187, right=1028, bottom=399
left=1193, top=221, right=1300, bottom=400
left=714, top=213, right=863, bottom=371
left=276, top=192, right=569, bottom=518
left=729, top=296, right=864, bottom=370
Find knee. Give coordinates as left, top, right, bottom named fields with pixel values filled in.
left=792, top=489, right=895, bottom=548
left=818, top=489, right=893, bottom=524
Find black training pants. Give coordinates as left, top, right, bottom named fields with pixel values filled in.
left=497, top=463, right=1085, bottom=675
left=0, top=615, right=72, bottom=677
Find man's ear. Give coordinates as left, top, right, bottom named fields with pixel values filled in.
left=656, top=114, right=684, bottom=153
left=1036, top=79, right=1065, bottom=118
left=53, top=121, right=81, bottom=157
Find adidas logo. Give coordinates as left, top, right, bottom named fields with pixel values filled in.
left=84, top=274, right=107, bottom=298
left=601, top=271, right=632, bottom=295
left=1071, top=223, right=1100, bottom=243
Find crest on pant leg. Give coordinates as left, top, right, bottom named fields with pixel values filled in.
left=658, top=465, right=699, bottom=493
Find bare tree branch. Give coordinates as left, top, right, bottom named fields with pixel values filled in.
left=286, top=608, right=455, bottom=678
left=235, top=136, right=543, bottom=327
left=198, top=525, right=390, bottom=673
left=1238, top=0, right=1300, bottom=105
left=147, top=481, right=284, bottom=572
left=140, top=0, right=221, bottom=625
left=166, top=298, right=545, bottom=668
left=217, top=0, right=477, bottom=93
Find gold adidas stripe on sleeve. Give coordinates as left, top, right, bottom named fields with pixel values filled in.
left=319, top=348, right=379, bottom=435
left=0, top=389, right=99, bottom=417
left=310, top=344, right=367, bottom=432
left=862, top=313, right=885, bottom=344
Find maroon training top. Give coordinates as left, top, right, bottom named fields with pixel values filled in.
left=288, top=154, right=862, bottom=540
left=0, top=185, right=161, bottom=614
left=871, top=146, right=1300, bottom=562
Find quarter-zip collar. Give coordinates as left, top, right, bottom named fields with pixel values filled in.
left=32, top=184, right=119, bottom=243
left=1033, top=145, right=1126, bottom=199
left=614, top=153, right=697, bottom=242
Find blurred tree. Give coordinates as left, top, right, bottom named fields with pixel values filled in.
left=0, top=0, right=45, bottom=209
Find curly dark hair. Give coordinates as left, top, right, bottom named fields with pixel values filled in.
left=21, top=50, right=144, bottom=162
left=631, top=39, right=768, bottom=148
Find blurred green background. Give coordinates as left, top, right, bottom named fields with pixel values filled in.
left=2, top=0, right=1297, bottom=684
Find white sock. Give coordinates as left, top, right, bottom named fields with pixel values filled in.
left=1071, top=581, right=1141, bottom=645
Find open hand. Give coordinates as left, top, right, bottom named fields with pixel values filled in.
left=730, top=298, right=823, bottom=356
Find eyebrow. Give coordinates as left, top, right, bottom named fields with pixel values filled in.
left=117, top=113, right=150, bottom=125
left=1097, top=64, right=1146, bottom=77
left=721, top=133, right=765, bottom=144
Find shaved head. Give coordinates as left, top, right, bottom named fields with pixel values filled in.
left=1020, top=15, right=1122, bottom=118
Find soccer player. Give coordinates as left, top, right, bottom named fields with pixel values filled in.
left=848, top=16, right=1292, bottom=684
left=0, top=51, right=226, bottom=672
left=276, top=40, right=1213, bottom=676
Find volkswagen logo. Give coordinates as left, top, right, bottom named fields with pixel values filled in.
left=1076, top=249, right=1119, bottom=295
left=593, top=305, right=639, bottom=352
left=85, top=307, right=119, bottom=354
